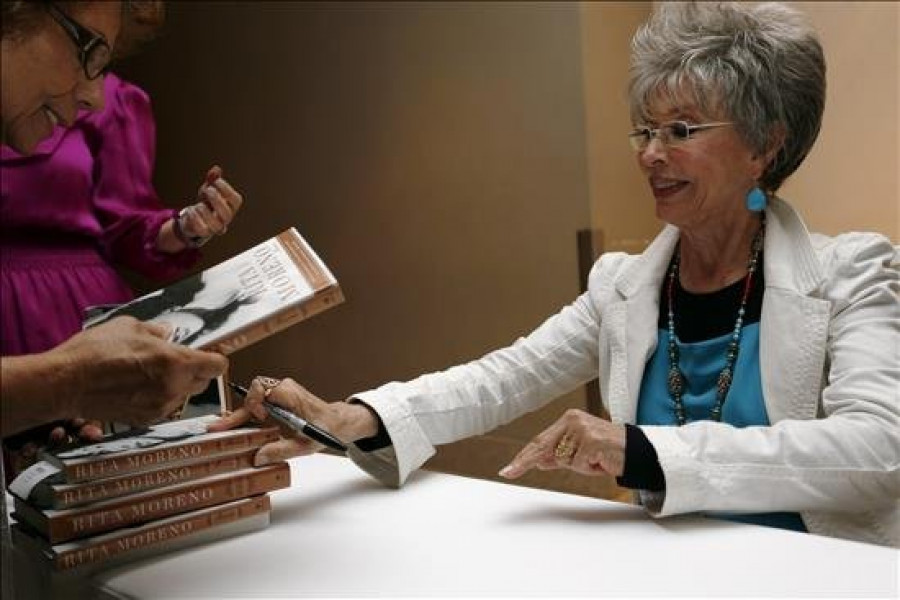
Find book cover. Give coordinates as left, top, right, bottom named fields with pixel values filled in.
left=84, top=227, right=344, bottom=354
left=27, top=449, right=258, bottom=510
left=35, top=415, right=279, bottom=484
left=14, top=462, right=289, bottom=543
left=11, top=494, right=271, bottom=573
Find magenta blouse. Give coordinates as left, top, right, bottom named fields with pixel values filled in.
left=0, top=74, right=200, bottom=356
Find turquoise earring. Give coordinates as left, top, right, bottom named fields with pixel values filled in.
left=746, top=187, right=767, bottom=212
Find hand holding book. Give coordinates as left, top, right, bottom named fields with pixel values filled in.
left=2, top=316, right=227, bottom=438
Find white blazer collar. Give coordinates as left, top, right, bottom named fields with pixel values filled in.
left=614, top=226, right=678, bottom=299
left=764, top=197, right=825, bottom=295
left=613, top=196, right=825, bottom=299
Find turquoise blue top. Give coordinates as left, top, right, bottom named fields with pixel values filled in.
left=638, top=325, right=766, bottom=427
left=637, top=257, right=807, bottom=533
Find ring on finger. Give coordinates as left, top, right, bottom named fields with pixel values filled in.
left=554, top=434, right=576, bottom=461
left=256, top=376, right=282, bottom=399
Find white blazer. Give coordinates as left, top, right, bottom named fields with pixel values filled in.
left=352, top=198, right=900, bottom=547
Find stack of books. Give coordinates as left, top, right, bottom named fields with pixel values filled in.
left=8, top=227, right=344, bottom=575
left=10, top=416, right=287, bottom=573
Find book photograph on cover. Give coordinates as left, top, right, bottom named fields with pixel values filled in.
left=85, top=235, right=316, bottom=349
left=178, top=375, right=228, bottom=421
left=52, top=416, right=219, bottom=460
left=83, top=228, right=343, bottom=357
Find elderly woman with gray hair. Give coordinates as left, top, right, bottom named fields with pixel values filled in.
left=213, top=2, right=900, bottom=547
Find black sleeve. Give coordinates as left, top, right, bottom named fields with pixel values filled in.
left=615, top=424, right=665, bottom=492
left=347, top=399, right=392, bottom=451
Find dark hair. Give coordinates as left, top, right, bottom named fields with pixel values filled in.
left=115, top=0, right=166, bottom=60
left=1, top=1, right=165, bottom=59
left=1, top=0, right=50, bottom=39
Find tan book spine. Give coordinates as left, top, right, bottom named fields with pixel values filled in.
left=56, top=426, right=279, bottom=483
left=18, top=462, right=290, bottom=544
left=277, top=228, right=331, bottom=290
left=48, top=495, right=271, bottom=571
left=206, top=284, right=344, bottom=355
left=49, top=450, right=257, bottom=509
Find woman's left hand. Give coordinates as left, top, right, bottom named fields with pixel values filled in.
left=179, top=165, right=244, bottom=241
left=499, top=409, right=627, bottom=480
left=48, top=418, right=105, bottom=445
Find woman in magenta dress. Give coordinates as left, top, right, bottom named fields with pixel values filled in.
left=1, top=72, right=243, bottom=469
left=0, top=72, right=244, bottom=357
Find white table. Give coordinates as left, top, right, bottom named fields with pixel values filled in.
left=80, top=453, right=900, bottom=598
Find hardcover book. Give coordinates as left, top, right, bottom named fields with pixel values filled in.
left=11, top=494, right=272, bottom=573
left=13, top=463, right=290, bottom=544
left=84, top=227, right=344, bottom=354
left=26, top=449, right=258, bottom=510
left=33, top=415, right=280, bottom=484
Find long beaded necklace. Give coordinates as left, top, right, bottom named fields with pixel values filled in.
left=666, top=214, right=766, bottom=426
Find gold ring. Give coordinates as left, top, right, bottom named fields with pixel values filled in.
left=554, top=435, right=576, bottom=461
left=256, top=376, right=282, bottom=399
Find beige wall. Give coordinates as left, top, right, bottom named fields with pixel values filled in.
left=781, top=2, right=900, bottom=241
left=581, top=1, right=900, bottom=244
left=580, top=2, right=658, bottom=251
left=121, top=1, right=612, bottom=495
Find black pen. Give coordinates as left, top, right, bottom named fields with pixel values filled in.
left=228, top=381, right=347, bottom=452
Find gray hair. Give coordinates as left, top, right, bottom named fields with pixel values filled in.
left=629, top=2, right=826, bottom=191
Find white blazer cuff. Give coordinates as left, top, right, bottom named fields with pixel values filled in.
left=352, top=388, right=435, bottom=485
left=640, top=425, right=706, bottom=516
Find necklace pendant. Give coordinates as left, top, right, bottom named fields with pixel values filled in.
left=666, top=217, right=763, bottom=426
left=716, top=367, right=733, bottom=396
left=667, top=367, right=685, bottom=395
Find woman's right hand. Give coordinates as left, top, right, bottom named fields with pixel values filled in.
left=208, top=377, right=379, bottom=466
left=53, top=316, right=228, bottom=426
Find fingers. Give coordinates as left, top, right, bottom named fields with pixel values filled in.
left=254, top=437, right=315, bottom=467
left=177, top=347, right=229, bottom=381
left=251, top=376, right=301, bottom=412
left=498, top=419, right=569, bottom=480
left=78, top=421, right=105, bottom=441
left=53, top=318, right=228, bottom=427
left=183, top=166, right=243, bottom=239
left=180, top=203, right=224, bottom=238
left=138, top=319, right=172, bottom=340
left=498, top=434, right=557, bottom=480
left=500, top=411, right=629, bottom=480
left=205, top=165, right=223, bottom=185
left=210, top=177, right=243, bottom=215
left=498, top=410, right=587, bottom=479
left=207, top=406, right=256, bottom=432
left=49, top=425, right=68, bottom=444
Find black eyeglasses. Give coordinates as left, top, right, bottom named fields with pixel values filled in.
left=47, top=3, right=112, bottom=80
left=628, top=120, right=733, bottom=152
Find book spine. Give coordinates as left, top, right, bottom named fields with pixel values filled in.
left=61, top=427, right=280, bottom=483
left=278, top=229, right=331, bottom=290
left=205, top=284, right=344, bottom=355
left=52, top=451, right=257, bottom=509
left=46, top=462, right=289, bottom=543
left=53, top=495, right=271, bottom=571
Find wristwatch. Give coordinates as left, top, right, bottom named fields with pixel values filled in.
left=173, top=207, right=211, bottom=248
